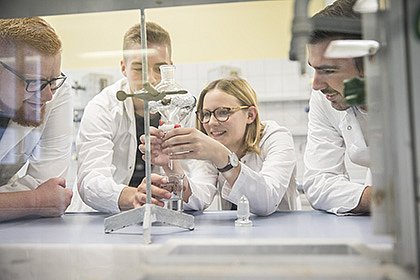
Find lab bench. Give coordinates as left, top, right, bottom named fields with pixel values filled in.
left=0, top=211, right=412, bottom=280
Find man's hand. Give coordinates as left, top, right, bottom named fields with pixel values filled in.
left=132, top=174, right=172, bottom=208
left=350, top=186, right=372, bottom=214
left=33, top=177, right=73, bottom=217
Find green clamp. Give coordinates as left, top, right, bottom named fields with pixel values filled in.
left=343, top=77, right=365, bottom=106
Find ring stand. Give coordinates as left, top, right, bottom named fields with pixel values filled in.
left=104, top=9, right=194, bottom=244
left=104, top=204, right=194, bottom=244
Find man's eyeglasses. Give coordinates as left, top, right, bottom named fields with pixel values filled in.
left=0, top=61, right=67, bottom=93
left=196, top=106, right=250, bottom=124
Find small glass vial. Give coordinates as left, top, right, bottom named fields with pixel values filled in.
left=235, top=195, right=253, bottom=227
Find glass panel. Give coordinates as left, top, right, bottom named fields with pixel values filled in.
left=0, top=1, right=394, bottom=279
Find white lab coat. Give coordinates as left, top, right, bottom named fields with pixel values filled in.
left=0, top=83, right=73, bottom=191
left=77, top=78, right=215, bottom=213
left=303, top=90, right=371, bottom=215
left=187, top=121, right=301, bottom=216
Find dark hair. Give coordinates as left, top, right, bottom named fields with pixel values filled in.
left=310, top=0, right=363, bottom=73
left=310, top=0, right=361, bottom=43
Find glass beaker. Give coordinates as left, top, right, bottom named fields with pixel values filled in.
left=159, top=174, right=184, bottom=211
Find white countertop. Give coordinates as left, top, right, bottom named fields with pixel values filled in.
left=0, top=210, right=405, bottom=280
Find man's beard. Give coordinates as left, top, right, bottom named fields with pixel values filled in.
left=321, top=88, right=350, bottom=111
left=12, top=102, right=46, bottom=127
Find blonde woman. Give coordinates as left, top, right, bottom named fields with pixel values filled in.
left=138, top=78, right=301, bottom=216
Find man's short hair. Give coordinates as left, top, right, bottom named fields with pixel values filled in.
left=123, top=22, right=171, bottom=58
left=0, top=17, right=62, bottom=55
left=310, top=0, right=361, bottom=44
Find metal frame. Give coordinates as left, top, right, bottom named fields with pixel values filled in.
left=2, top=0, right=419, bottom=274
left=364, top=0, right=419, bottom=276
left=402, top=0, right=420, bottom=275
left=0, top=0, right=254, bottom=18
left=288, top=0, right=420, bottom=276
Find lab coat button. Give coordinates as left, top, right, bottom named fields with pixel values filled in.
left=347, top=125, right=352, bottom=130
left=129, top=166, right=132, bottom=169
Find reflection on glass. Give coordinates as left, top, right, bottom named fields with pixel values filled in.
left=149, top=65, right=196, bottom=169
left=150, top=65, right=195, bottom=129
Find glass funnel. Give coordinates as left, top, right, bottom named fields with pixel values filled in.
left=155, top=65, right=187, bottom=95
left=149, top=65, right=196, bottom=169
left=150, top=65, right=196, bottom=129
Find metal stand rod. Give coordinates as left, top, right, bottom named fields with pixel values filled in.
left=140, top=9, right=152, bottom=205
left=143, top=204, right=152, bottom=244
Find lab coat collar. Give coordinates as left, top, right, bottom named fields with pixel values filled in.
left=339, top=106, right=370, bottom=167
left=0, top=120, right=35, bottom=162
left=0, top=91, right=58, bottom=162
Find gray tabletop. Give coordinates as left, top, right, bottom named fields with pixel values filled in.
left=0, top=210, right=392, bottom=245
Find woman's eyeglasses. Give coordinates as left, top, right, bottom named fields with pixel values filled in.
left=0, top=61, right=67, bottom=93
left=196, top=106, right=250, bottom=124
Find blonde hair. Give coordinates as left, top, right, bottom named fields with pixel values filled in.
left=196, top=78, right=265, bottom=155
left=123, top=22, right=171, bottom=59
left=0, top=17, right=61, bottom=55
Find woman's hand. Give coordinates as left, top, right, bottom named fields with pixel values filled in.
left=161, top=127, right=227, bottom=164
left=132, top=174, right=172, bottom=208
left=139, top=127, right=170, bottom=166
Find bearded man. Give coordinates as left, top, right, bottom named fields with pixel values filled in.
left=0, top=17, right=73, bottom=221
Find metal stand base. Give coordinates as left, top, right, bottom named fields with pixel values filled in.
left=104, top=204, right=194, bottom=244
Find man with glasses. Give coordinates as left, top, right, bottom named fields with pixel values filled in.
left=0, top=17, right=73, bottom=221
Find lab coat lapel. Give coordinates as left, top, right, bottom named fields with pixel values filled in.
left=121, top=84, right=138, bottom=177
left=124, top=97, right=137, bottom=138
left=0, top=121, right=34, bottom=163
left=339, top=109, right=370, bottom=167
left=121, top=81, right=136, bottom=138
